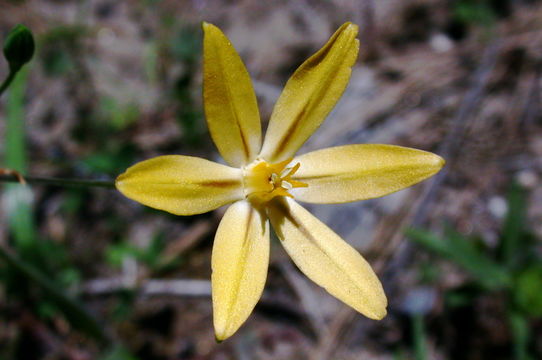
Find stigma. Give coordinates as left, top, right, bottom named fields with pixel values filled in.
left=243, top=158, right=308, bottom=205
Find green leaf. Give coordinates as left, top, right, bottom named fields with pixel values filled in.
left=453, top=0, right=496, bottom=27
left=4, top=67, right=35, bottom=251
left=406, top=227, right=510, bottom=290
left=499, top=183, right=527, bottom=268
left=106, top=234, right=171, bottom=272
left=106, top=242, right=138, bottom=267
left=444, top=284, right=480, bottom=308
left=171, top=26, right=201, bottom=63
left=40, top=25, right=87, bottom=77
left=0, top=246, right=110, bottom=345
left=100, top=346, right=138, bottom=360
left=81, top=144, right=136, bottom=175
left=508, top=312, right=531, bottom=360
left=99, top=96, right=140, bottom=130
left=411, top=314, right=428, bottom=360
left=514, top=266, right=542, bottom=318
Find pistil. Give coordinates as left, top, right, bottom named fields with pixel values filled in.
left=243, top=158, right=307, bottom=205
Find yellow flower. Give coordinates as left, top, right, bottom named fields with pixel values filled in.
left=116, top=22, right=445, bottom=341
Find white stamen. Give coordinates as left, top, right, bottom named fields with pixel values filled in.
left=280, top=167, right=293, bottom=178
left=281, top=180, right=293, bottom=190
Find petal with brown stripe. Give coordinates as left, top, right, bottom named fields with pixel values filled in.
left=212, top=200, right=269, bottom=341
left=116, top=155, right=243, bottom=215
left=203, top=22, right=262, bottom=167
left=260, top=22, right=359, bottom=162
left=268, top=197, right=387, bottom=320
left=291, top=144, right=445, bottom=204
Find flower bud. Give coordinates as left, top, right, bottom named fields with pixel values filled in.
left=3, top=24, right=35, bottom=72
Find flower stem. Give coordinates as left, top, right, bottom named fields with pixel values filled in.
left=0, top=70, right=17, bottom=97
left=0, top=173, right=115, bottom=188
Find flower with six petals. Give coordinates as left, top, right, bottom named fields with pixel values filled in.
left=116, top=22, right=445, bottom=341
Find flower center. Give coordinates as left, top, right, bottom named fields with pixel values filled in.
left=243, top=158, right=308, bottom=205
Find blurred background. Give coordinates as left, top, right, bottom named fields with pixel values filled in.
left=0, top=0, right=541, bottom=359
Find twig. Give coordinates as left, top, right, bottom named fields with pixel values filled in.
left=0, top=173, right=115, bottom=188
left=412, top=41, right=501, bottom=227
left=518, top=62, right=541, bottom=134
left=0, top=168, right=26, bottom=184
left=0, top=245, right=110, bottom=345
left=278, top=261, right=327, bottom=337
left=82, top=275, right=317, bottom=339
left=359, top=0, right=378, bottom=61
left=382, top=42, right=501, bottom=286
left=311, top=41, right=502, bottom=360
left=20, top=312, right=92, bottom=360
left=161, top=219, right=215, bottom=264
left=81, top=278, right=212, bottom=297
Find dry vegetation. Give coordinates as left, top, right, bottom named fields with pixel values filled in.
left=0, top=0, right=541, bottom=359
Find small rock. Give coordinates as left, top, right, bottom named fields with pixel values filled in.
left=516, top=170, right=538, bottom=189
left=488, top=196, right=507, bottom=219
left=430, top=33, right=454, bottom=53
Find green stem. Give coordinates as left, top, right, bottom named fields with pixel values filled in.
left=0, top=69, right=17, bottom=96
left=412, top=314, right=428, bottom=360
left=509, top=312, right=529, bottom=360
left=0, top=174, right=115, bottom=188
left=0, top=245, right=111, bottom=345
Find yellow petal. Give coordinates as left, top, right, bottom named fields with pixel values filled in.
left=116, top=155, right=243, bottom=215
left=291, top=144, right=445, bottom=204
left=260, top=22, right=359, bottom=162
left=203, top=22, right=262, bottom=167
left=212, top=200, right=269, bottom=341
left=268, top=198, right=387, bottom=319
